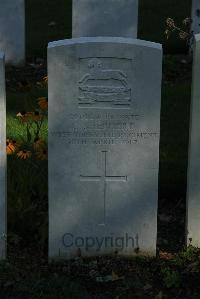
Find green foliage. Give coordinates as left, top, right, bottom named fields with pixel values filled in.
left=161, top=266, right=181, bottom=288
left=175, top=246, right=200, bottom=268
left=6, top=88, right=48, bottom=142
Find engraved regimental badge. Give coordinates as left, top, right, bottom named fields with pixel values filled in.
left=79, top=58, right=131, bottom=108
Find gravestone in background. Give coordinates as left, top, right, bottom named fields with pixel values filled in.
left=48, top=37, right=162, bottom=259
left=191, top=0, right=200, bottom=34
left=0, top=0, right=25, bottom=65
left=72, top=0, right=138, bottom=38
left=0, top=52, right=6, bottom=258
left=187, top=34, right=200, bottom=247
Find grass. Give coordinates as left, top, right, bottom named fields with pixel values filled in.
left=6, top=86, right=48, bottom=246
left=6, top=88, right=48, bottom=141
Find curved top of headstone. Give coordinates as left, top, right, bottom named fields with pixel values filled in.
left=48, top=37, right=162, bottom=51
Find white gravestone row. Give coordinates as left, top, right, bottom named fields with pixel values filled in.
left=0, top=52, right=6, bottom=259
left=0, top=0, right=25, bottom=65
left=187, top=34, right=200, bottom=248
left=73, top=0, right=138, bottom=38
left=48, top=37, right=162, bottom=259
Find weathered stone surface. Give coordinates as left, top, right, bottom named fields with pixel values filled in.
left=0, top=0, right=25, bottom=65
left=0, top=52, right=6, bottom=258
left=191, top=0, right=200, bottom=34
left=48, top=37, right=162, bottom=259
left=187, top=34, right=200, bottom=247
left=72, top=0, right=138, bottom=38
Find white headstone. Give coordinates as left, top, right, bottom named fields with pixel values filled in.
left=187, top=34, right=200, bottom=247
left=48, top=37, right=162, bottom=259
left=0, top=52, right=6, bottom=258
left=191, top=0, right=200, bottom=34
left=0, top=0, right=25, bottom=65
left=72, top=0, right=138, bottom=38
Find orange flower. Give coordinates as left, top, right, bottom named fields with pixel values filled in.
left=36, top=149, right=48, bottom=160
left=38, top=97, right=48, bottom=111
left=33, top=137, right=46, bottom=150
left=6, top=139, right=18, bottom=155
left=42, top=75, right=48, bottom=83
left=17, top=111, right=34, bottom=123
left=17, top=150, right=32, bottom=159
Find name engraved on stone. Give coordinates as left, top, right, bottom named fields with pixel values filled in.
left=50, top=111, right=159, bottom=146
left=78, top=58, right=132, bottom=108
left=80, top=151, right=127, bottom=225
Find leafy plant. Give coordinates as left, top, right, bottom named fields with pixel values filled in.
left=165, top=17, right=193, bottom=47
left=7, top=97, right=48, bottom=161
left=161, top=266, right=181, bottom=288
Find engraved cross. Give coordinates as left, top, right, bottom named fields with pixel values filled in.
left=80, top=151, right=127, bottom=225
